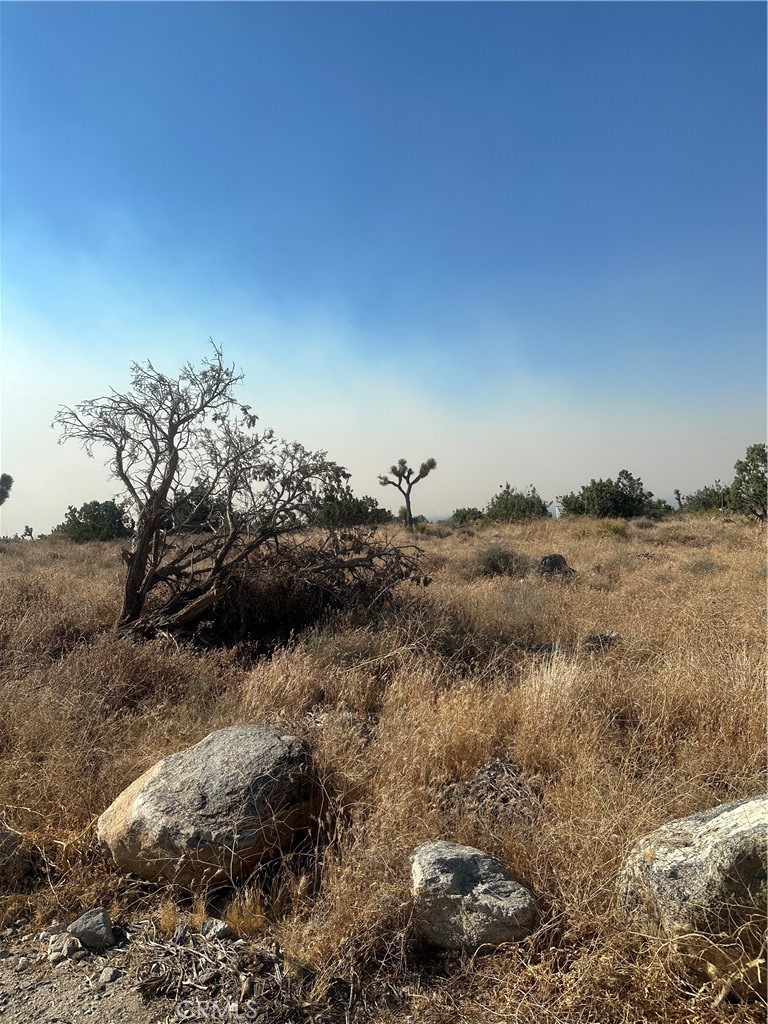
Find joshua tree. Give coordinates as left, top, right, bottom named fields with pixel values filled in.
left=379, top=457, right=436, bottom=532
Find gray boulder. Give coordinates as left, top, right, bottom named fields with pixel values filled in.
left=97, top=726, right=321, bottom=888
left=411, top=841, right=538, bottom=952
left=618, top=795, right=767, bottom=997
left=67, top=907, right=115, bottom=950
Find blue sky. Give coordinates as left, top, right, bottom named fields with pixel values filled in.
left=1, top=2, right=765, bottom=532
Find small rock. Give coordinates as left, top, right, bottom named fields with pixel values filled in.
left=13, top=917, right=29, bottom=928
left=200, top=917, right=233, bottom=940
left=15, top=956, right=30, bottom=972
left=67, top=908, right=115, bottom=950
left=0, top=950, right=9, bottom=960
left=98, top=966, right=121, bottom=986
left=538, top=554, right=575, bottom=578
left=411, top=841, right=538, bottom=952
left=48, top=951, right=66, bottom=966
left=196, top=968, right=221, bottom=987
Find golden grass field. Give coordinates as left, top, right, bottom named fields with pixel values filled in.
left=0, top=515, right=764, bottom=1022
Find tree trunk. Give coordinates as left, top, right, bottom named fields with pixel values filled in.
left=116, top=502, right=163, bottom=627
left=404, top=493, right=414, bottom=532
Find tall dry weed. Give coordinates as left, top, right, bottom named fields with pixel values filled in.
left=0, top=520, right=764, bottom=1022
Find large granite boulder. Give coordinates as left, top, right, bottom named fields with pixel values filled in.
left=98, top=726, right=321, bottom=888
left=618, top=795, right=767, bottom=997
left=411, top=841, right=538, bottom=952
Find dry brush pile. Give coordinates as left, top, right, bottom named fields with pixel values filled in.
left=0, top=514, right=764, bottom=1023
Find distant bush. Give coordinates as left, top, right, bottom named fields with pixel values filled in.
left=485, top=484, right=551, bottom=522
left=679, top=484, right=727, bottom=514
left=449, top=507, right=485, bottom=527
left=53, top=500, right=133, bottom=543
left=558, top=470, right=671, bottom=519
left=311, top=485, right=393, bottom=528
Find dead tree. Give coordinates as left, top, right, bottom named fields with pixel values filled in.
left=55, top=346, right=421, bottom=636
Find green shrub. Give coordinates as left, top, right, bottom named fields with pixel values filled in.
left=450, top=507, right=485, bottom=527
left=485, top=484, right=551, bottom=522
left=558, top=469, right=670, bottom=519
left=52, top=500, right=133, bottom=543
left=311, top=486, right=393, bottom=528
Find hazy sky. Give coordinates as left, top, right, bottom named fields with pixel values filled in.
left=1, top=2, right=765, bottom=534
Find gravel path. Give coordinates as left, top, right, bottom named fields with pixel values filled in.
left=0, top=927, right=175, bottom=1024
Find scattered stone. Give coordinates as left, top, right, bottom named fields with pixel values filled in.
left=537, top=554, right=575, bottom=578
left=196, top=968, right=221, bottom=987
left=67, top=907, right=115, bottom=951
left=97, top=725, right=322, bottom=888
left=15, top=956, right=30, bottom=972
left=0, top=950, right=8, bottom=960
left=49, top=934, right=82, bottom=961
left=98, top=966, right=122, bottom=986
left=582, top=631, right=622, bottom=650
left=200, top=917, right=234, bottom=940
left=618, top=795, right=767, bottom=998
left=411, top=841, right=538, bottom=952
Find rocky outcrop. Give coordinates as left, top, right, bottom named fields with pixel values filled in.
left=97, top=726, right=321, bottom=888
left=411, top=841, right=538, bottom=952
left=618, top=795, right=767, bottom=998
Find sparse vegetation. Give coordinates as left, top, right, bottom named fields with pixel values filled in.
left=485, top=482, right=551, bottom=521
left=559, top=468, right=672, bottom=519
left=0, top=513, right=763, bottom=1023
left=449, top=506, right=485, bottom=527
left=53, top=499, right=134, bottom=543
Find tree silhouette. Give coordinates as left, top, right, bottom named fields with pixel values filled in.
left=378, top=457, right=436, bottom=532
left=730, top=443, right=767, bottom=521
left=0, top=474, right=13, bottom=506
left=55, top=346, right=420, bottom=635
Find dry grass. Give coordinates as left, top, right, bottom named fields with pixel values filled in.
left=0, top=516, right=765, bottom=1021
